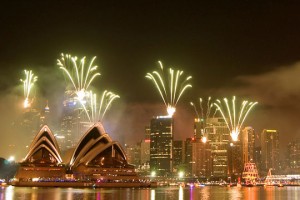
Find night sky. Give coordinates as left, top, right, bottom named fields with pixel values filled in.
left=1, top=1, right=300, bottom=159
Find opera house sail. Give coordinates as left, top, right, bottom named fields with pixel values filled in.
left=69, top=122, right=139, bottom=182
left=12, top=123, right=149, bottom=187
left=14, top=125, right=65, bottom=182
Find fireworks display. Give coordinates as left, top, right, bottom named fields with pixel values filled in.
left=190, top=97, right=218, bottom=120
left=57, top=53, right=100, bottom=102
left=146, top=61, right=192, bottom=116
left=20, top=70, right=38, bottom=108
left=81, top=90, right=120, bottom=123
left=214, top=96, right=258, bottom=141
left=190, top=97, right=217, bottom=143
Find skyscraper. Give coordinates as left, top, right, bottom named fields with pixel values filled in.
left=140, top=139, right=150, bottom=165
left=205, top=117, right=230, bottom=179
left=191, top=140, right=211, bottom=178
left=150, top=116, right=173, bottom=177
left=173, top=140, right=184, bottom=172
left=125, top=143, right=141, bottom=166
left=287, top=140, right=300, bottom=173
left=60, top=91, right=90, bottom=151
left=241, top=127, right=256, bottom=164
left=228, top=141, right=243, bottom=179
left=261, top=129, right=280, bottom=172
left=39, top=101, right=50, bottom=126
left=184, top=138, right=193, bottom=176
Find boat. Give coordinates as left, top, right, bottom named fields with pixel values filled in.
left=277, top=183, right=284, bottom=187
left=264, top=168, right=275, bottom=186
left=242, top=161, right=259, bottom=187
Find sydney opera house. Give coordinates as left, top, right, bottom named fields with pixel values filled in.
left=12, top=123, right=150, bottom=187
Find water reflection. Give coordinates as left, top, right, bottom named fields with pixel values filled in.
left=228, top=187, right=243, bottom=200
left=1, top=185, right=300, bottom=200
left=200, top=185, right=210, bottom=199
left=151, top=189, right=155, bottom=200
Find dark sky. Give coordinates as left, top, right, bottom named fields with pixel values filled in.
left=1, top=1, right=300, bottom=159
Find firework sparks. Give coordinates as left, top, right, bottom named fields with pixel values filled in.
left=190, top=97, right=216, bottom=119
left=57, top=53, right=100, bottom=102
left=190, top=97, right=216, bottom=143
left=214, top=96, right=258, bottom=141
left=81, top=90, right=120, bottom=123
left=146, top=61, right=192, bottom=116
left=20, top=70, right=38, bottom=108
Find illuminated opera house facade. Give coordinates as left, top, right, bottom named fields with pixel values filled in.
left=12, top=123, right=149, bottom=187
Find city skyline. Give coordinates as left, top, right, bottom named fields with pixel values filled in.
left=1, top=2, right=300, bottom=158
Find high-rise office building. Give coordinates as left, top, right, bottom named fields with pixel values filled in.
left=241, top=127, right=256, bottom=164
left=254, top=146, right=262, bottom=173
left=145, top=126, right=151, bottom=140
left=21, top=98, right=41, bottom=148
left=150, top=116, right=173, bottom=177
left=140, top=126, right=151, bottom=165
left=261, top=129, right=280, bottom=172
left=39, top=101, right=50, bottom=126
left=194, top=118, right=203, bottom=140
left=60, top=94, right=78, bottom=150
left=228, top=141, right=243, bottom=179
left=205, top=117, right=230, bottom=179
left=191, top=140, right=211, bottom=178
left=125, top=143, right=141, bottom=166
left=140, top=139, right=150, bottom=165
left=60, top=91, right=90, bottom=151
left=287, top=140, right=300, bottom=172
left=173, top=140, right=184, bottom=172
left=185, top=138, right=193, bottom=176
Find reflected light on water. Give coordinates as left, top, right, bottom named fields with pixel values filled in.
left=3, top=185, right=300, bottom=199
left=201, top=186, right=210, bottom=199
left=264, top=186, right=274, bottom=200
left=287, top=186, right=298, bottom=200
left=228, top=187, right=243, bottom=200
left=189, top=186, right=194, bottom=200
left=31, top=187, right=38, bottom=200
left=178, top=186, right=183, bottom=200
left=67, top=188, right=73, bottom=200
left=243, top=187, right=258, bottom=200
left=96, top=191, right=101, bottom=200
left=5, top=186, right=13, bottom=200
left=151, top=189, right=155, bottom=200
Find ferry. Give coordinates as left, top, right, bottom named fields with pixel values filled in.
left=242, top=161, right=259, bottom=187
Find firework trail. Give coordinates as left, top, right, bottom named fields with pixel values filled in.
left=190, top=97, right=216, bottom=119
left=146, top=61, right=192, bottom=116
left=190, top=97, right=216, bottom=143
left=20, top=70, right=38, bottom=108
left=81, top=90, right=120, bottom=123
left=57, top=53, right=100, bottom=102
left=214, top=96, right=258, bottom=141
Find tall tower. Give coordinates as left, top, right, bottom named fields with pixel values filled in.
left=21, top=98, right=40, bottom=147
left=287, top=140, right=300, bottom=172
left=205, top=117, right=230, bottom=179
left=241, top=127, right=256, bottom=164
left=173, top=140, right=184, bottom=172
left=40, top=100, right=50, bottom=125
left=261, top=129, right=279, bottom=172
left=60, top=90, right=91, bottom=151
left=184, top=138, right=193, bottom=176
left=191, top=140, right=211, bottom=178
left=150, top=116, right=173, bottom=177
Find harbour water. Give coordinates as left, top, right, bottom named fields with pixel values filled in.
left=1, top=185, right=300, bottom=200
